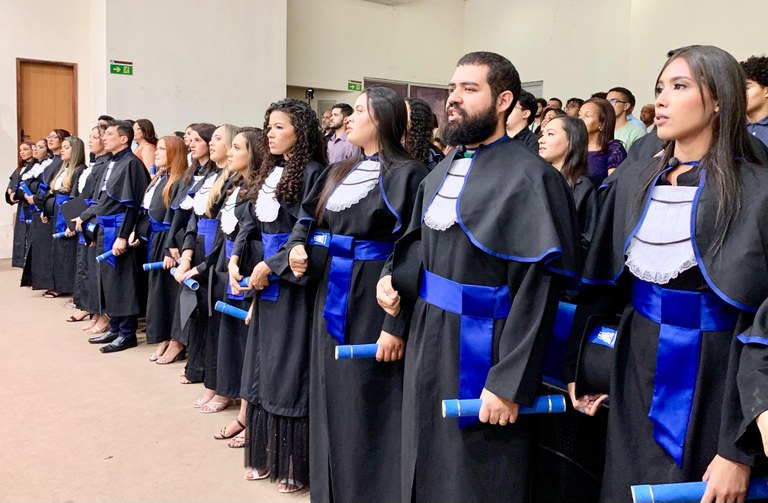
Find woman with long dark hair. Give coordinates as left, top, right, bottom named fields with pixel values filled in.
left=158, top=122, right=216, bottom=368
left=6, top=141, right=36, bottom=267
left=571, top=45, right=768, bottom=502
left=538, top=115, right=597, bottom=252
left=578, top=98, right=627, bottom=186
left=286, top=87, right=428, bottom=502
left=73, top=126, right=112, bottom=334
left=228, top=100, right=325, bottom=491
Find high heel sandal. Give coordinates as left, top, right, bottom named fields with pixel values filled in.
left=213, top=418, right=245, bottom=440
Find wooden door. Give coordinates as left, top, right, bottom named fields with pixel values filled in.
left=16, top=59, right=77, bottom=145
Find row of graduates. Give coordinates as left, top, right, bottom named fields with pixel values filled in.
left=13, top=45, right=768, bottom=503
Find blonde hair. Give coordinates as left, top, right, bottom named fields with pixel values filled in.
left=52, top=136, right=86, bottom=194
left=205, top=124, right=239, bottom=217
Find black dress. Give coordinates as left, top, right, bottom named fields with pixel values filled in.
left=235, top=160, right=323, bottom=487
left=391, top=139, right=580, bottom=503
left=580, top=157, right=768, bottom=502
left=21, top=156, right=59, bottom=290
left=285, top=156, right=427, bottom=503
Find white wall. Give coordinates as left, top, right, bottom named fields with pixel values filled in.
left=0, top=0, right=98, bottom=259
left=463, top=0, right=632, bottom=103
left=105, top=0, right=287, bottom=135
left=287, top=0, right=465, bottom=92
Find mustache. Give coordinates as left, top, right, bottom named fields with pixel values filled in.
left=446, top=104, right=466, bottom=116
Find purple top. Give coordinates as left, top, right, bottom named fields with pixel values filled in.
left=327, top=131, right=357, bottom=164
left=587, top=139, right=627, bottom=187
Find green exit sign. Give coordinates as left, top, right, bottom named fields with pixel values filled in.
left=347, top=80, right=362, bottom=91
left=110, top=60, right=133, bottom=76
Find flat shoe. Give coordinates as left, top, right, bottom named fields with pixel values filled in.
left=213, top=418, right=245, bottom=440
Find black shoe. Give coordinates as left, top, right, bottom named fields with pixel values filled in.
left=100, top=336, right=138, bottom=353
left=88, top=332, right=119, bottom=344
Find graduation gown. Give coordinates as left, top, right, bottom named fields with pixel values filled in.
left=21, top=156, right=59, bottom=290
left=140, top=172, right=179, bottom=344
left=208, top=177, right=250, bottom=397
left=391, top=138, right=580, bottom=503
left=581, top=157, right=768, bottom=502
left=94, top=149, right=150, bottom=317
left=236, top=161, right=323, bottom=483
left=284, top=157, right=427, bottom=503
left=73, top=154, right=111, bottom=314
left=6, top=161, right=36, bottom=267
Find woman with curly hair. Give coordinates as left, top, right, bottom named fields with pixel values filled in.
left=287, top=87, right=428, bottom=502
left=405, top=97, right=444, bottom=170
left=227, top=100, right=325, bottom=491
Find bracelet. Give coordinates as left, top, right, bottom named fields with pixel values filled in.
left=179, top=256, right=192, bottom=262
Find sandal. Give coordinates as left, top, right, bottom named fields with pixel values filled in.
left=278, top=481, right=304, bottom=493
left=86, top=324, right=109, bottom=335
left=66, top=311, right=91, bottom=323
left=213, top=418, right=245, bottom=440
left=149, top=341, right=170, bottom=362
left=244, top=467, right=269, bottom=480
left=156, top=342, right=185, bottom=364
left=228, top=433, right=246, bottom=449
left=44, top=291, right=62, bottom=298
left=200, top=398, right=235, bottom=414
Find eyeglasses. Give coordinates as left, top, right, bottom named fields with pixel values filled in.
left=608, top=98, right=628, bottom=106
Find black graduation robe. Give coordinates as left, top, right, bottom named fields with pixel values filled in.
left=21, top=156, right=59, bottom=290
left=6, top=161, right=37, bottom=267
left=139, top=172, right=179, bottom=344
left=94, top=148, right=150, bottom=317
left=285, top=157, right=427, bottom=503
left=390, top=138, right=580, bottom=503
left=580, top=156, right=768, bottom=502
left=73, top=154, right=111, bottom=314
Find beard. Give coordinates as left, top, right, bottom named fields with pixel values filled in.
left=441, top=102, right=499, bottom=147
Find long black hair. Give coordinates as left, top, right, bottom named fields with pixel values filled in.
left=551, top=116, right=589, bottom=186
left=581, top=98, right=614, bottom=152
left=405, top=97, right=435, bottom=165
left=314, top=87, right=413, bottom=222
left=248, top=99, right=326, bottom=204
left=641, top=45, right=758, bottom=254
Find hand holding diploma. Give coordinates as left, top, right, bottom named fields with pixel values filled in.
left=699, top=455, right=749, bottom=503
left=24, top=194, right=35, bottom=205
left=162, top=255, right=176, bottom=269
left=64, top=228, right=76, bottom=238
left=71, top=216, right=83, bottom=232
left=479, top=388, right=520, bottom=426
left=228, top=257, right=246, bottom=294
left=375, top=330, right=404, bottom=362
left=249, top=261, right=272, bottom=291
left=376, top=275, right=400, bottom=317
left=179, top=266, right=199, bottom=284
left=289, top=244, right=308, bottom=278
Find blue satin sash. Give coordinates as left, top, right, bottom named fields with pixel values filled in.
left=148, top=215, right=171, bottom=262
left=198, top=218, right=218, bottom=257
left=54, top=193, right=71, bottom=234
left=225, top=239, right=244, bottom=301
left=418, top=269, right=511, bottom=427
left=96, top=213, right=126, bottom=268
left=631, top=279, right=739, bottom=467
left=309, top=231, right=394, bottom=344
left=259, top=232, right=290, bottom=302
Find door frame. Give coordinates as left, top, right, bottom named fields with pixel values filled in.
left=16, top=58, right=79, bottom=145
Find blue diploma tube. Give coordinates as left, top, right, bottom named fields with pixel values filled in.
left=214, top=301, right=248, bottom=321
left=19, top=182, right=40, bottom=212
left=441, top=395, right=567, bottom=418
left=143, top=261, right=165, bottom=271
left=149, top=164, right=156, bottom=175
left=239, top=276, right=251, bottom=288
left=631, top=477, right=768, bottom=503
left=52, top=231, right=68, bottom=239
left=170, top=267, right=199, bottom=291
left=335, top=343, right=379, bottom=360
left=96, top=249, right=115, bottom=263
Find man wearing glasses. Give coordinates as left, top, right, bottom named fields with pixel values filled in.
left=606, top=86, right=646, bottom=150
